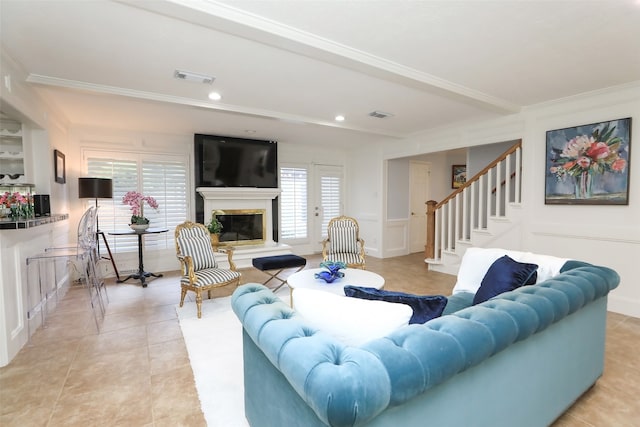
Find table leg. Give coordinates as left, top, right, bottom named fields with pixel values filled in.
left=116, top=232, right=163, bottom=287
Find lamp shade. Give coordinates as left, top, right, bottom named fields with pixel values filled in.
left=78, top=178, right=113, bottom=199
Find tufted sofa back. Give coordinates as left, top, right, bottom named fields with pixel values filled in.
left=232, top=263, right=619, bottom=427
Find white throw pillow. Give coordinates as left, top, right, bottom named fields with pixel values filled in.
left=292, top=288, right=412, bottom=346
left=452, top=248, right=516, bottom=294
left=453, top=247, right=570, bottom=294
left=517, top=252, right=569, bottom=283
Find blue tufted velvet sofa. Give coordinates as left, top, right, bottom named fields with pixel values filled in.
left=231, top=257, right=619, bottom=427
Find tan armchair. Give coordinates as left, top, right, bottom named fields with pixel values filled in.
left=321, top=215, right=366, bottom=269
left=175, top=221, right=241, bottom=318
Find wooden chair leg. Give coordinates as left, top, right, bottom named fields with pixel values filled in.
left=179, top=287, right=187, bottom=307
left=196, top=290, right=203, bottom=318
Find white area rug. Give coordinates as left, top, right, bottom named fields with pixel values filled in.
left=176, top=288, right=289, bottom=426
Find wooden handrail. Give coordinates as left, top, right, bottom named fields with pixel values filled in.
left=425, top=139, right=522, bottom=260
left=435, top=140, right=522, bottom=209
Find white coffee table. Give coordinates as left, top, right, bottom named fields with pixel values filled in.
left=287, top=268, right=385, bottom=297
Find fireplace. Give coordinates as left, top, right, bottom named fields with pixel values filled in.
left=196, top=187, right=291, bottom=268
left=218, top=209, right=265, bottom=245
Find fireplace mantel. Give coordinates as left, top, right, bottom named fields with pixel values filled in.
left=197, top=187, right=281, bottom=201
left=196, top=186, right=290, bottom=268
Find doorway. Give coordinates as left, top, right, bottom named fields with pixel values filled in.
left=409, top=161, right=430, bottom=253
left=312, top=165, right=344, bottom=251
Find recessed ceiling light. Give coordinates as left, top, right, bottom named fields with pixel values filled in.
left=335, top=115, right=345, bottom=122
left=174, top=69, right=214, bottom=84
left=245, top=130, right=256, bottom=134
left=208, top=91, right=222, bottom=101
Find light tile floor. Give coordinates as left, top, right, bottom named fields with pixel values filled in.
left=0, top=253, right=638, bottom=426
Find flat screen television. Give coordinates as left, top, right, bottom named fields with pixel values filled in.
left=194, top=134, right=278, bottom=226
left=194, top=134, right=278, bottom=188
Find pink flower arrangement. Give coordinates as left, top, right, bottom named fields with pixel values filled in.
left=549, top=123, right=627, bottom=180
left=0, top=191, right=29, bottom=208
left=122, top=191, right=159, bottom=224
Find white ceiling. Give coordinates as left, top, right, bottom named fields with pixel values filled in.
left=1, top=0, right=639, bottom=149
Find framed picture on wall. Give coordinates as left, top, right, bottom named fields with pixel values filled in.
left=54, top=149, right=66, bottom=184
left=452, top=165, right=466, bottom=189
left=545, top=117, right=631, bottom=205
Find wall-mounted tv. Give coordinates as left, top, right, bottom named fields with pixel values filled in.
left=194, top=134, right=278, bottom=188
left=194, top=133, right=278, bottom=225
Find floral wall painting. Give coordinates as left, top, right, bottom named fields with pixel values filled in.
left=452, top=165, right=467, bottom=189
left=545, top=118, right=631, bottom=205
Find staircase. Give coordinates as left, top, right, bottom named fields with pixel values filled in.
left=425, top=141, right=523, bottom=274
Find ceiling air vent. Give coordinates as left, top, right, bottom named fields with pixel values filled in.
left=368, top=111, right=394, bottom=119
left=174, top=70, right=215, bottom=84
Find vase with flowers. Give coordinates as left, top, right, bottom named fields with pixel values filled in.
left=549, top=122, right=627, bottom=199
left=122, top=191, right=159, bottom=231
left=207, top=210, right=225, bottom=246
left=0, top=191, right=32, bottom=220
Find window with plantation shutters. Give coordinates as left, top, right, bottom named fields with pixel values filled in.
left=320, top=174, right=341, bottom=238
left=142, top=160, right=188, bottom=234
left=279, top=166, right=308, bottom=240
left=85, top=152, right=188, bottom=253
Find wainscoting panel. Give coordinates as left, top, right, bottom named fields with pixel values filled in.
left=354, top=213, right=379, bottom=257
left=384, top=219, right=409, bottom=258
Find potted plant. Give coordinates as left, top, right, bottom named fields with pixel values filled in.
left=122, top=191, right=159, bottom=231
left=207, top=210, right=224, bottom=245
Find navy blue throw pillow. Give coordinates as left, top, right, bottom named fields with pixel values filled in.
left=344, top=286, right=448, bottom=324
left=472, top=255, right=538, bottom=305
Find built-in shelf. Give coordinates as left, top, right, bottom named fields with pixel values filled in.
left=0, top=117, right=26, bottom=182
left=0, top=213, right=68, bottom=230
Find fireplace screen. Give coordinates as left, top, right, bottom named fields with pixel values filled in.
left=217, top=209, right=265, bottom=245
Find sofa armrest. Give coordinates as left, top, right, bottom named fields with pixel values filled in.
left=232, top=284, right=391, bottom=426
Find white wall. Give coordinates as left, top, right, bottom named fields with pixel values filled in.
left=369, top=82, right=640, bottom=318
left=467, top=140, right=515, bottom=178
left=386, top=158, right=410, bottom=220
left=347, top=145, right=384, bottom=257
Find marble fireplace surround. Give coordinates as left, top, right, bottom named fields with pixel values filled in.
left=197, top=187, right=292, bottom=269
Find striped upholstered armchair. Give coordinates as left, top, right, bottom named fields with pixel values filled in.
left=175, top=221, right=241, bottom=318
left=321, top=215, right=366, bottom=269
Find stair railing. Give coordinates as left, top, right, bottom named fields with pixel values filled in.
left=425, top=140, right=522, bottom=260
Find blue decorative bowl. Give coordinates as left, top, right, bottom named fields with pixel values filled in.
left=314, top=270, right=345, bottom=283
left=315, top=261, right=347, bottom=283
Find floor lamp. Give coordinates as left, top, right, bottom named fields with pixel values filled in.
left=78, top=177, right=121, bottom=280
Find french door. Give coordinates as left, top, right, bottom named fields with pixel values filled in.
left=313, top=165, right=344, bottom=250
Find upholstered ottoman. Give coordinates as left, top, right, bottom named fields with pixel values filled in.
left=251, top=254, right=307, bottom=291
